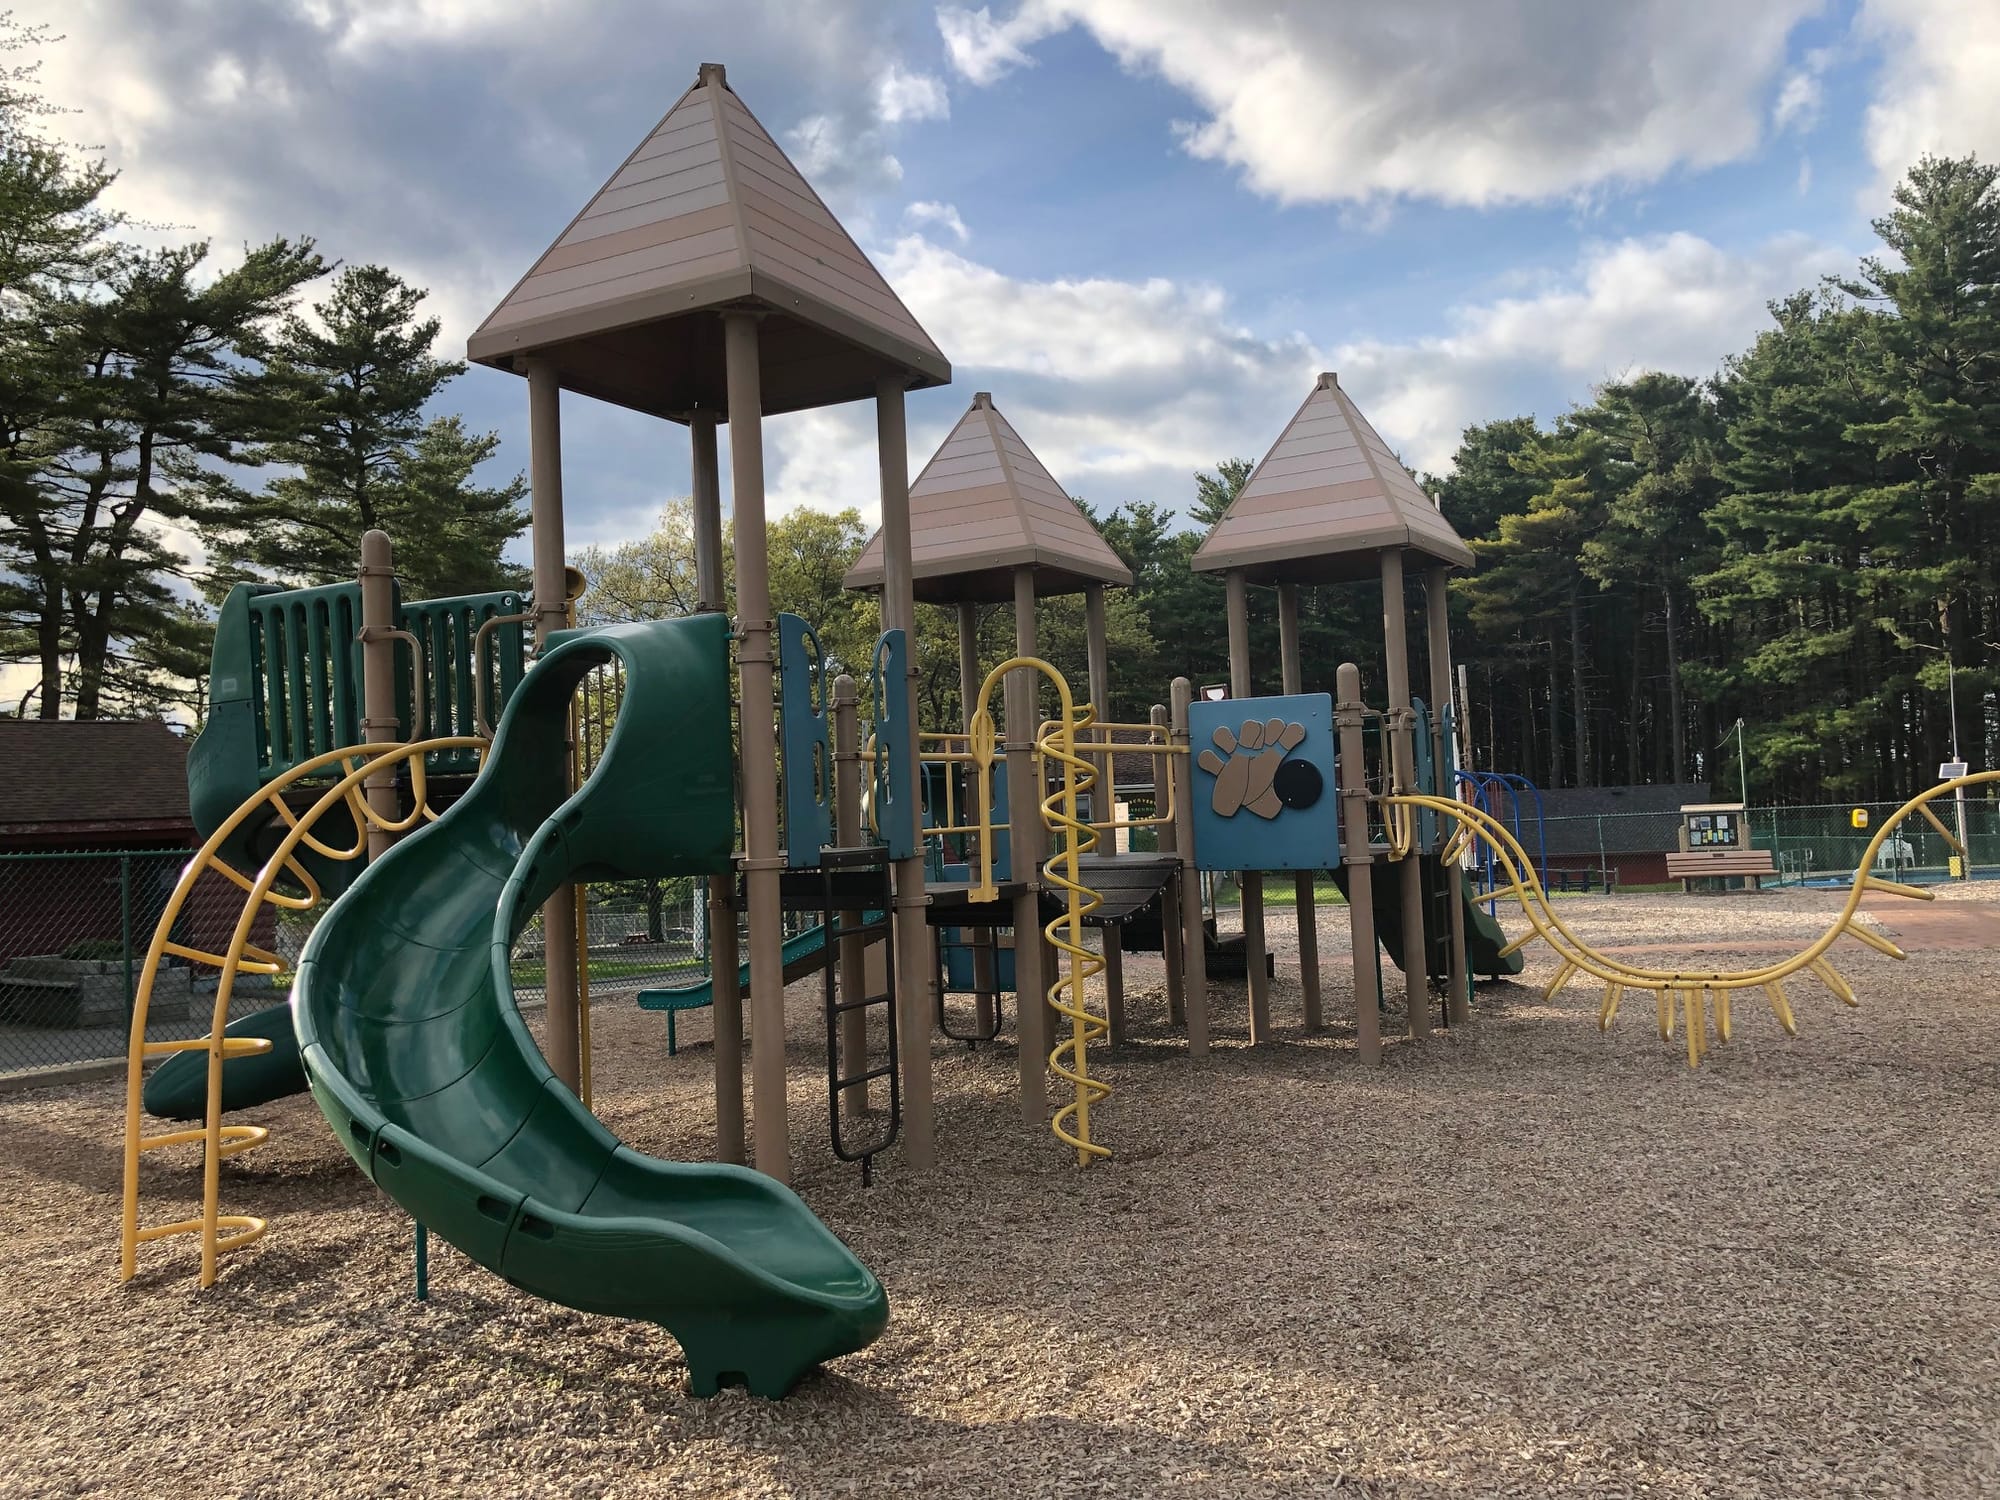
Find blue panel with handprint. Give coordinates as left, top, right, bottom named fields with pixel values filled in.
left=1188, top=692, right=1341, bottom=872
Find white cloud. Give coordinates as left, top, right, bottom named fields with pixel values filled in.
left=876, top=64, right=950, bottom=123
left=903, top=199, right=970, bottom=241
left=1333, top=232, right=1850, bottom=473
left=1859, top=0, right=2000, bottom=198
left=943, top=0, right=1823, bottom=207
left=1773, top=57, right=1826, bottom=135
left=937, top=2, right=1065, bottom=85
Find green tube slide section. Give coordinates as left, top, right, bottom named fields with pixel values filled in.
left=292, top=614, right=887, bottom=1398
left=1332, top=854, right=1525, bottom=979
left=148, top=913, right=865, bottom=1122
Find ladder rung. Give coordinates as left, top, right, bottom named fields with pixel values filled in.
left=831, top=992, right=892, bottom=1014
left=835, top=1064, right=896, bottom=1087
left=142, top=1036, right=275, bottom=1058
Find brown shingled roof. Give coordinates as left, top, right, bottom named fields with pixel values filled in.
left=468, top=62, right=949, bottom=419
left=0, top=720, right=193, bottom=844
left=1193, top=371, right=1475, bottom=584
left=844, top=392, right=1133, bottom=603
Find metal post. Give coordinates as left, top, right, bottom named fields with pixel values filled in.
left=414, top=1222, right=428, bottom=1301
left=723, top=314, right=789, bottom=1182
left=1277, top=582, right=1323, bottom=1033
left=876, top=375, right=936, bottom=1169
left=1381, top=549, right=1428, bottom=1040
left=1009, top=565, right=1049, bottom=1121
left=958, top=601, right=996, bottom=1034
left=1224, top=569, right=1269, bottom=1041
left=119, top=853, right=134, bottom=1026
left=1336, top=663, right=1383, bottom=1063
left=1425, top=565, right=1470, bottom=1025
left=357, top=529, right=402, bottom=864
left=1084, top=583, right=1123, bottom=1041
left=1152, top=703, right=1185, bottom=1026
left=1170, top=678, right=1210, bottom=1056
left=523, top=368, right=582, bottom=1091
left=691, top=410, right=743, bottom=1163
left=831, top=673, right=869, bottom=1119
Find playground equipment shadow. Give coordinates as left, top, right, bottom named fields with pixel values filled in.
left=5, top=886, right=1999, bottom=1497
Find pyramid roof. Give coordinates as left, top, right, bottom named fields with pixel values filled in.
left=844, top=393, right=1132, bottom=603
left=1192, top=372, right=1474, bottom=583
left=468, top=63, right=949, bottom=419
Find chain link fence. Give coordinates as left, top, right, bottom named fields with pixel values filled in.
left=1533, top=797, right=2000, bottom=888
left=0, top=848, right=290, bottom=1077
left=0, top=853, right=822, bottom=1079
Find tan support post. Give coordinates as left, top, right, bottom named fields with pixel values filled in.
left=357, top=529, right=401, bottom=863
left=1008, top=565, right=1049, bottom=1121
left=723, top=313, right=790, bottom=1182
left=1084, top=583, right=1123, bottom=1042
left=1425, top=564, right=1471, bottom=1025
left=525, top=357, right=581, bottom=1092
left=1152, top=702, right=1185, bottom=1026
left=876, top=374, right=936, bottom=1169
left=957, top=601, right=996, bottom=1035
left=1381, top=549, right=1429, bottom=1041
left=1336, top=662, right=1382, bottom=1063
left=1277, top=581, right=1323, bottom=1033
left=1169, top=677, right=1209, bottom=1056
left=1224, top=569, right=1270, bottom=1042
left=690, top=410, right=743, bottom=1162
left=831, top=673, right=869, bottom=1119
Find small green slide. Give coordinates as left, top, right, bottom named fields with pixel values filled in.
left=1333, top=854, right=1525, bottom=980
left=294, top=615, right=887, bottom=1397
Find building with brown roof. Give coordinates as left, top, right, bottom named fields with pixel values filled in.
left=0, top=720, right=194, bottom=852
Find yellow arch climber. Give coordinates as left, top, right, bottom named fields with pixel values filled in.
left=1390, top=770, right=1999, bottom=1065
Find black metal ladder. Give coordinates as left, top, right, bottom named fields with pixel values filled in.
left=816, top=846, right=899, bottom=1185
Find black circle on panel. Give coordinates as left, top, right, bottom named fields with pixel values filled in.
left=1273, top=757, right=1323, bottom=811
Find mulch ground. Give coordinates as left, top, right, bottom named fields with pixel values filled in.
left=1, top=885, right=1996, bottom=1498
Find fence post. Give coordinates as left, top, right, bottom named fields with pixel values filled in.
left=1595, top=816, right=1607, bottom=889
left=120, top=853, right=134, bottom=1029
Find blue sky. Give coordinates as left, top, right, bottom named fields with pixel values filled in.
left=28, top=0, right=2000, bottom=565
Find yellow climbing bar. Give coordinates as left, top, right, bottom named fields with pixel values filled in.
left=121, top=736, right=485, bottom=1287
left=968, top=657, right=1110, bottom=1165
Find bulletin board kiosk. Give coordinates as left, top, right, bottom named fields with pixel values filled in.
left=1667, top=802, right=1777, bottom=892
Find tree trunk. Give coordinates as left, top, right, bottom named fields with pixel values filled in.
left=1568, top=595, right=1588, bottom=787
left=1546, top=646, right=1562, bottom=789
left=1662, top=584, right=1685, bottom=782
left=36, top=591, right=62, bottom=720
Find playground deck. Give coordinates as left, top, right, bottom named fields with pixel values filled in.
left=4, top=885, right=1997, bottom=1498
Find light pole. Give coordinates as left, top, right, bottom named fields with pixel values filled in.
left=1915, top=636, right=1972, bottom=879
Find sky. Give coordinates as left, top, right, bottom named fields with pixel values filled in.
left=25, top=0, right=2000, bottom=565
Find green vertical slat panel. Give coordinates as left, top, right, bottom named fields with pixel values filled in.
left=333, top=590, right=361, bottom=748
left=262, top=601, right=291, bottom=776
left=247, top=605, right=272, bottom=778
left=286, top=599, right=313, bottom=767
left=308, top=597, right=334, bottom=760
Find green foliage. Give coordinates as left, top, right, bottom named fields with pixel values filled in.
left=0, top=24, right=521, bottom=721
left=199, top=265, right=528, bottom=598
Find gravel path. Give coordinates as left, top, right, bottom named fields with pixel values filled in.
left=3, top=885, right=1997, bottom=1498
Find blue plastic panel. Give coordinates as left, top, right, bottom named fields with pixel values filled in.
left=869, top=630, right=917, bottom=861
left=1188, top=693, right=1340, bottom=872
left=778, top=613, right=834, bottom=868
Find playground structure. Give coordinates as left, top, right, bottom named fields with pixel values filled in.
left=114, top=60, right=1992, bottom=1400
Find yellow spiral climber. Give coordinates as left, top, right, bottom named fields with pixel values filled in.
left=967, top=656, right=1111, bottom=1164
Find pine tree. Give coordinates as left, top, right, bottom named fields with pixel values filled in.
left=202, top=265, right=526, bottom=597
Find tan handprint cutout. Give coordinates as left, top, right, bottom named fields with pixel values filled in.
left=1197, top=717, right=1306, bottom=819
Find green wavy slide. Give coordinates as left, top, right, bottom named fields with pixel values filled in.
left=293, top=614, right=887, bottom=1398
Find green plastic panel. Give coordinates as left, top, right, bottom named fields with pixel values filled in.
left=294, top=614, right=886, bottom=1398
